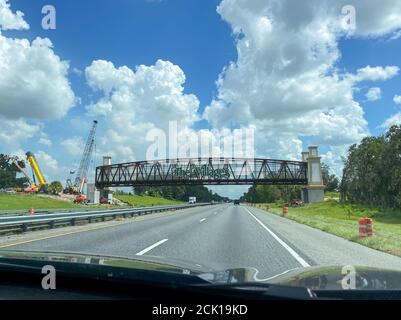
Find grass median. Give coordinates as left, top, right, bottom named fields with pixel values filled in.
left=0, top=193, right=80, bottom=211
left=115, top=194, right=184, bottom=207
left=253, top=199, right=401, bottom=257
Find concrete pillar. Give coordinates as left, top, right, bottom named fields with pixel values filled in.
left=86, top=183, right=100, bottom=204
left=301, top=146, right=325, bottom=203
left=103, top=156, right=112, bottom=166
left=100, top=156, right=113, bottom=204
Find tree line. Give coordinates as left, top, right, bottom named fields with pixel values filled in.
left=240, top=185, right=301, bottom=203
left=130, top=185, right=231, bottom=203
left=240, top=163, right=339, bottom=203
left=340, top=125, right=401, bottom=208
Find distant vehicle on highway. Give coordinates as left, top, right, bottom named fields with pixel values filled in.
left=189, top=196, right=196, bottom=204
left=234, top=200, right=240, bottom=205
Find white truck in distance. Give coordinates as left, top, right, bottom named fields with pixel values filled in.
left=189, top=197, right=196, bottom=204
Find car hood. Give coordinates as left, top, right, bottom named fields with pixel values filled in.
left=0, top=250, right=401, bottom=290
left=268, top=265, right=401, bottom=290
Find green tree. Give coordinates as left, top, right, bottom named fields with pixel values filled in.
left=131, top=185, right=228, bottom=202
left=384, top=125, right=401, bottom=207
left=240, top=184, right=300, bottom=203
left=133, top=186, right=147, bottom=195
left=0, top=154, right=29, bottom=189
left=48, top=181, right=63, bottom=195
left=322, top=163, right=339, bottom=192
left=340, top=125, right=401, bottom=208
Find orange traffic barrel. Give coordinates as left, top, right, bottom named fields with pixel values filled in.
left=28, top=208, right=35, bottom=215
left=359, top=217, right=373, bottom=238
left=282, top=207, right=289, bottom=216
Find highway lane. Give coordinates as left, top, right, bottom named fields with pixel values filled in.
left=3, top=205, right=221, bottom=258
left=2, top=204, right=401, bottom=279
left=145, top=205, right=303, bottom=277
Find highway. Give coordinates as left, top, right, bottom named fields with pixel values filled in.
left=2, top=204, right=401, bottom=279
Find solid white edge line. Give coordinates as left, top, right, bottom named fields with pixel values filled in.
left=244, top=207, right=310, bottom=268
left=136, top=239, right=168, bottom=256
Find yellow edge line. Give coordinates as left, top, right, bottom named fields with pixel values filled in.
left=0, top=205, right=201, bottom=249
left=0, top=219, right=138, bottom=249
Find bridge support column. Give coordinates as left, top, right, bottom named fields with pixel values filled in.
left=100, top=156, right=113, bottom=204
left=301, top=146, right=325, bottom=204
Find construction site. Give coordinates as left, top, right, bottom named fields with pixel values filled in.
left=2, top=120, right=115, bottom=207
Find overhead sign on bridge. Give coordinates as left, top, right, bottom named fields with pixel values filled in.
left=95, top=158, right=308, bottom=188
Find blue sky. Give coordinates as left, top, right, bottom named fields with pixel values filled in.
left=3, top=0, right=238, bottom=157
left=1, top=0, right=401, bottom=198
left=339, top=37, right=401, bottom=134
left=9, top=0, right=236, bottom=113
left=2, top=1, right=235, bottom=160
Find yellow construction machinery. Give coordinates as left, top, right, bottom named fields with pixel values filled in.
left=64, top=174, right=79, bottom=194
left=25, top=152, right=47, bottom=192
left=5, top=155, right=39, bottom=193
left=5, top=152, right=46, bottom=193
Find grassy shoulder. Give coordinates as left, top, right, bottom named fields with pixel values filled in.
left=115, top=194, right=184, bottom=207
left=0, top=193, right=80, bottom=211
left=254, top=198, right=401, bottom=257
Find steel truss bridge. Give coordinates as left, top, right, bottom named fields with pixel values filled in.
left=95, top=158, right=308, bottom=188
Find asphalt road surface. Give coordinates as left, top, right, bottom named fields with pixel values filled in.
left=3, top=204, right=401, bottom=279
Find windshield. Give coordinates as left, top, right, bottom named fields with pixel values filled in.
left=1, top=0, right=401, bottom=299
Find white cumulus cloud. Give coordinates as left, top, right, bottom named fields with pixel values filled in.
left=84, top=59, right=200, bottom=162
left=393, top=95, right=401, bottom=105
left=354, top=65, right=399, bottom=82
left=39, top=137, right=52, bottom=147
left=380, top=113, right=401, bottom=128
left=365, top=87, right=381, bottom=101
left=0, top=0, right=29, bottom=31
left=0, top=1, right=76, bottom=153
left=0, top=115, right=40, bottom=147
left=0, top=36, right=76, bottom=120
left=204, top=0, right=401, bottom=176
left=61, top=136, right=85, bottom=156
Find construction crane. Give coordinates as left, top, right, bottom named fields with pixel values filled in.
left=5, top=155, right=38, bottom=193
left=25, top=152, right=47, bottom=192
left=64, top=120, right=98, bottom=199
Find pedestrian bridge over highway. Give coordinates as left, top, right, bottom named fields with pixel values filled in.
left=95, top=146, right=325, bottom=203
left=95, top=157, right=308, bottom=188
